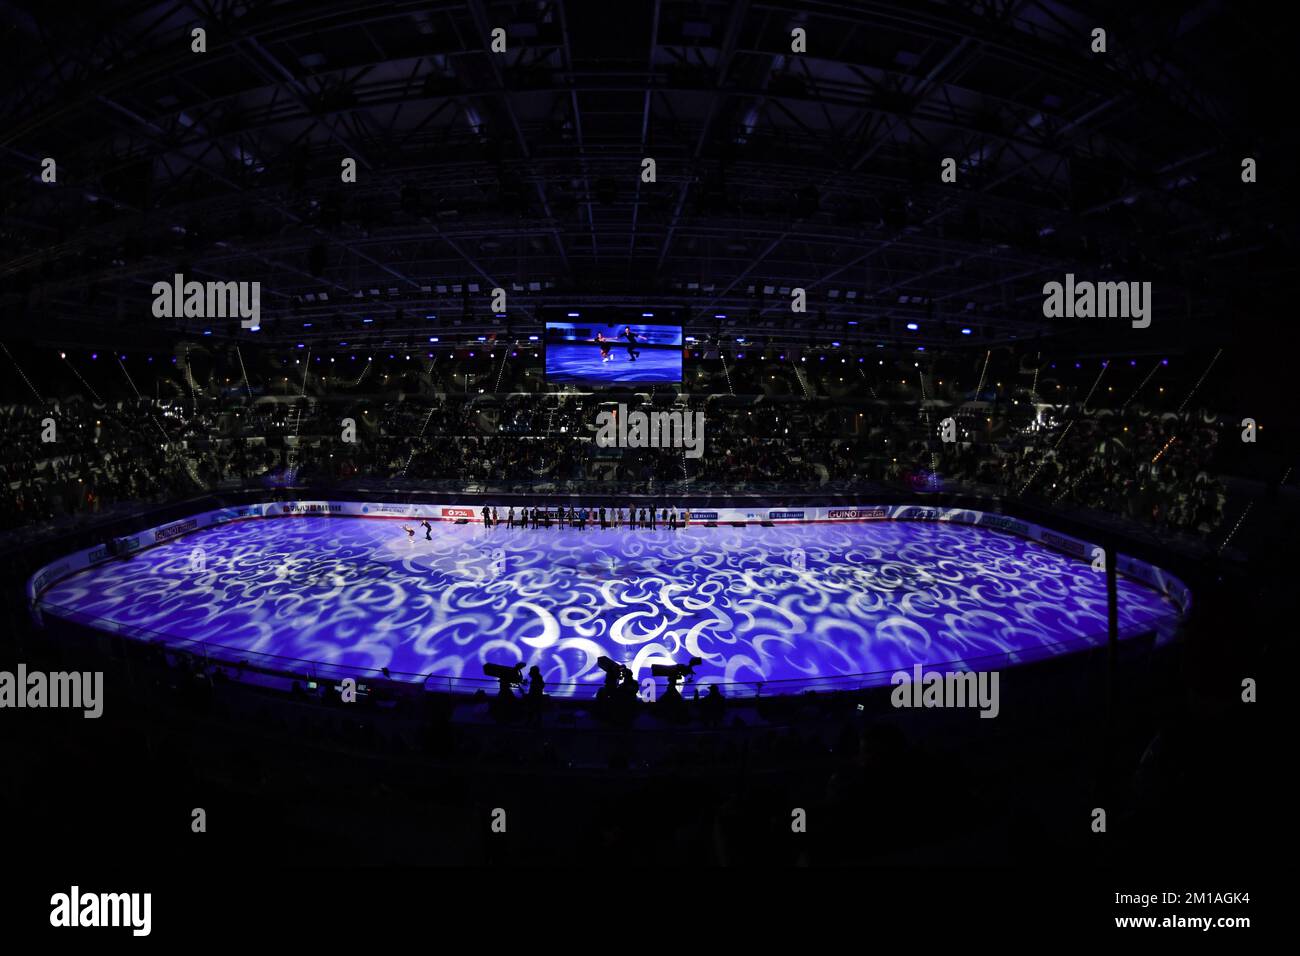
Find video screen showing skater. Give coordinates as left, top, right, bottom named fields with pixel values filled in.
left=545, top=321, right=683, bottom=385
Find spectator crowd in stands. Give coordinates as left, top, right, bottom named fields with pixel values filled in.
left=1, top=393, right=1229, bottom=540
left=0, top=346, right=1234, bottom=541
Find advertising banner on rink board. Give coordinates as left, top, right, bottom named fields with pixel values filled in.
left=27, top=503, right=270, bottom=603
left=27, top=500, right=1189, bottom=612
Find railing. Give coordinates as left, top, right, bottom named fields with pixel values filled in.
left=36, top=597, right=1163, bottom=702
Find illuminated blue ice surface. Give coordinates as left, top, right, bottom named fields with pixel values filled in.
left=39, top=517, right=1182, bottom=695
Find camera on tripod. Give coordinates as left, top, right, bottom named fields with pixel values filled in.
left=650, top=656, right=703, bottom=689
left=484, top=661, right=526, bottom=688
left=596, top=655, right=627, bottom=678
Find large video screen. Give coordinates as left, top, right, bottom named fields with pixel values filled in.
left=545, top=321, right=683, bottom=385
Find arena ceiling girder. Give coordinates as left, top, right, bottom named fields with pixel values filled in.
left=0, top=0, right=1290, bottom=351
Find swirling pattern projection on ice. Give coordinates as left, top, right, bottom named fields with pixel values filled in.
left=38, top=517, right=1181, bottom=695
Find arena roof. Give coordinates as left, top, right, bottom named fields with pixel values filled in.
left=0, top=0, right=1292, bottom=350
